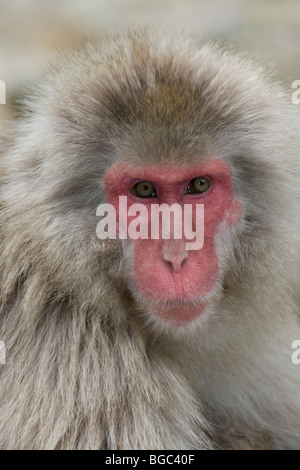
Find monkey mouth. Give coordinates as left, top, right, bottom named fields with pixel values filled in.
left=138, top=294, right=218, bottom=327
left=128, top=265, right=224, bottom=327
left=133, top=281, right=222, bottom=327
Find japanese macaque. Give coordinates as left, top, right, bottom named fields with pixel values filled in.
left=0, top=30, right=299, bottom=450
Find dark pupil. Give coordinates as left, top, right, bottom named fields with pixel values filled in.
left=142, top=184, right=150, bottom=191
left=196, top=179, right=206, bottom=187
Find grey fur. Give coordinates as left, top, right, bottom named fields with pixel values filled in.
left=0, top=30, right=299, bottom=449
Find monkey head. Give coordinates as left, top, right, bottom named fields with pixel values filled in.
left=2, top=32, right=298, bottom=335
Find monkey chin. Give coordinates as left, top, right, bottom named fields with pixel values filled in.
left=152, top=301, right=208, bottom=327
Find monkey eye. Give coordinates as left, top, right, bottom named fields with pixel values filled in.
left=184, top=176, right=211, bottom=195
left=130, top=180, right=157, bottom=198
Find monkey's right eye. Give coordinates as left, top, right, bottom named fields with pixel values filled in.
left=130, top=181, right=157, bottom=198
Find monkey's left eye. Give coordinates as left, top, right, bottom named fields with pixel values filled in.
left=184, top=176, right=211, bottom=195
left=130, top=181, right=157, bottom=198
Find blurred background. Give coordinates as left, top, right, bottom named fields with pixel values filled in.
left=0, top=0, right=300, bottom=124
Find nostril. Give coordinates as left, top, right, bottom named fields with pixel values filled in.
left=163, top=258, right=174, bottom=272
left=181, top=252, right=189, bottom=265
left=163, top=251, right=189, bottom=273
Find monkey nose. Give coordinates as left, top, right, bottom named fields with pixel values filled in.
left=162, top=240, right=189, bottom=273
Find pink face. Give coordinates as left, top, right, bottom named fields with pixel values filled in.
left=104, top=159, right=241, bottom=327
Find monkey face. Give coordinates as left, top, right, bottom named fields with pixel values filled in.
left=104, top=158, right=242, bottom=327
